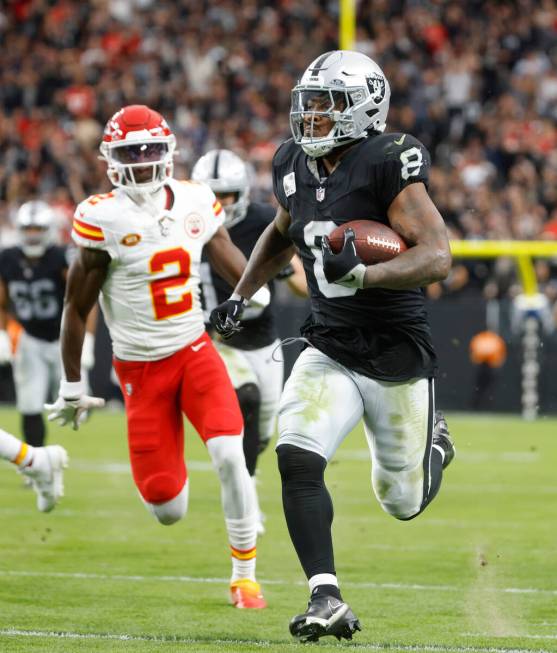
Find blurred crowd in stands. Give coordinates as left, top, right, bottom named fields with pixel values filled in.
left=2, top=0, right=557, bottom=305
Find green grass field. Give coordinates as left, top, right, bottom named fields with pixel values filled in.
left=0, top=407, right=555, bottom=653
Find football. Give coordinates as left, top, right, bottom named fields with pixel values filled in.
left=327, top=219, right=408, bottom=265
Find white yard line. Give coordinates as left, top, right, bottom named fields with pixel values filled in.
left=0, top=628, right=553, bottom=653
left=464, top=634, right=557, bottom=641
left=1, top=569, right=556, bottom=597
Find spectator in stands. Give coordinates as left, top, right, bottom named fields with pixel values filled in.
left=2, top=0, right=557, bottom=302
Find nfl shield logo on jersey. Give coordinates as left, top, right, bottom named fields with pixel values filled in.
left=316, top=187, right=326, bottom=202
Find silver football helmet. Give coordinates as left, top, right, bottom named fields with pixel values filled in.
left=191, top=149, right=249, bottom=227
left=15, top=201, right=56, bottom=258
left=290, top=50, right=391, bottom=158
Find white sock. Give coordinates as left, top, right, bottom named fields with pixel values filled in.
left=0, top=429, right=33, bottom=466
left=308, top=573, right=339, bottom=593
left=206, top=435, right=257, bottom=582
left=227, top=515, right=257, bottom=581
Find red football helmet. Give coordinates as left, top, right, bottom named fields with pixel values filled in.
left=99, top=105, right=176, bottom=193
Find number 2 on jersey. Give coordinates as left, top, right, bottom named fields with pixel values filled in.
left=149, top=248, right=192, bottom=320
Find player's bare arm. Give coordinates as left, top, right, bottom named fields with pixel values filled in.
left=61, top=247, right=110, bottom=382
left=362, top=182, right=451, bottom=290
left=284, top=254, right=308, bottom=298
left=204, top=225, right=249, bottom=287
left=235, top=204, right=296, bottom=299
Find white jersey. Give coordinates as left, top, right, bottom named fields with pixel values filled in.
left=72, top=178, right=224, bottom=361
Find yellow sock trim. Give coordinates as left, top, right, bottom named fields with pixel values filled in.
left=13, top=442, right=29, bottom=466
left=230, top=545, right=257, bottom=560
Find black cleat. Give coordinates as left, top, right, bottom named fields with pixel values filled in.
left=289, top=593, right=361, bottom=642
left=433, top=410, right=455, bottom=469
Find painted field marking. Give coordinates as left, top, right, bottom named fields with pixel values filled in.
left=0, top=628, right=553, bottom=653
left=1, top=570, right=556, bottom=596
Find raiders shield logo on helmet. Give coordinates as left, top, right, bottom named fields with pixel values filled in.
left=366, top=74, right=386, bottom=104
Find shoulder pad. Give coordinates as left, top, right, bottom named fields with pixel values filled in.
left=272, top=139, right=298, bottom=168
left=375, top=133, right=428, bottom=160
left=76, top=192, right=118, bottom=223
left=172, top=178, right=214, bottom=200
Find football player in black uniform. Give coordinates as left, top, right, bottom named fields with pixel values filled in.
left=0, top=201, right=95, bottom=448
left=210, top=51, right=455, bottom=642
left=192, top=149, right=306, bottom=535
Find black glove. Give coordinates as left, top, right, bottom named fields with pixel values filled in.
left=209, top=295, right=245, bottom=339
left=322, top=228, right=366, bottom=289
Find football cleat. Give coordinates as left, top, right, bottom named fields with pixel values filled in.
left=230, top=579, right=267, bottom=609
left=20, top=445, right=69, bottom=512
left=433, top=410, right=455, bottom=469
left=289, top=593, right=361, bottom=642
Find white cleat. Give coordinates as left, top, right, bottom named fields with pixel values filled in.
left=21, top=445, right=69, bottom=512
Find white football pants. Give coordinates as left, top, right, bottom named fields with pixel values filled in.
left=214, top=338, right=284, bottom=446
left=13, top=332, right=61, bottom=414
left=277, top=346, right=435, bottom=520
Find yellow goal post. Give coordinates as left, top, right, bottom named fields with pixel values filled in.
left=450, top=240, right=557, bottom=296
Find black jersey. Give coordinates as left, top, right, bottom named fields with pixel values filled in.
left=201, top=202, right=278, bottom=350
left=272, top=132, right=437, bottom=381
left=0, top=245, right=68, bottom=342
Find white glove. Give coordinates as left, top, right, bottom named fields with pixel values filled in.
left=45, top=380, right=105, bottom=431
left=0, top=330, right=12, bottom=364
left=242, top=286, right=271, bottom=320
left=80, top=332, right=95, bottom=370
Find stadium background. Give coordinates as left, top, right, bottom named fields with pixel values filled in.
left=1, top=0, right=557, bottom=413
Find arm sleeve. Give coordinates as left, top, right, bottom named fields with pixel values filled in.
left=375, top=135, right=432, bottom=213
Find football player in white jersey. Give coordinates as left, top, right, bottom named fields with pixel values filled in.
left=45, top=105, right=269, bottom=609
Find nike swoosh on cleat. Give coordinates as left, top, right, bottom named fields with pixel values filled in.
left=191, top=342, right=207, bottom=352
left=343, top=275, right=356, bottom=283
left=394, top=134, right=406, bottom=145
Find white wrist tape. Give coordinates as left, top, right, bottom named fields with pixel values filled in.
left=60, top=379, right=85, bottom=399
left=250, top=286, right=271, bottom=308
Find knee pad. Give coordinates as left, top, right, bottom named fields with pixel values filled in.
left=141, top=472, right=184, bottom=505
left=144, top=480, right=189, bottom=525
left=236, top=382, right=260, bottom=416
left=376, top=484, right=422, bottom=521
left=277, top=444, right=326, bottom=483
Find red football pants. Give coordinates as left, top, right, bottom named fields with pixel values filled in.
left=113, top=332, right=243, bottom=504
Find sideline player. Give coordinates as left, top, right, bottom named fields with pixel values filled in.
left=0, top=427, right=67, bottom=512
left=210, top=51, right=455, bottom=639
left=192, top=148, right=307, bottom=534
left=46, top=105, right=268, bottom=608
left=0, top=201, right=96, bottom=448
